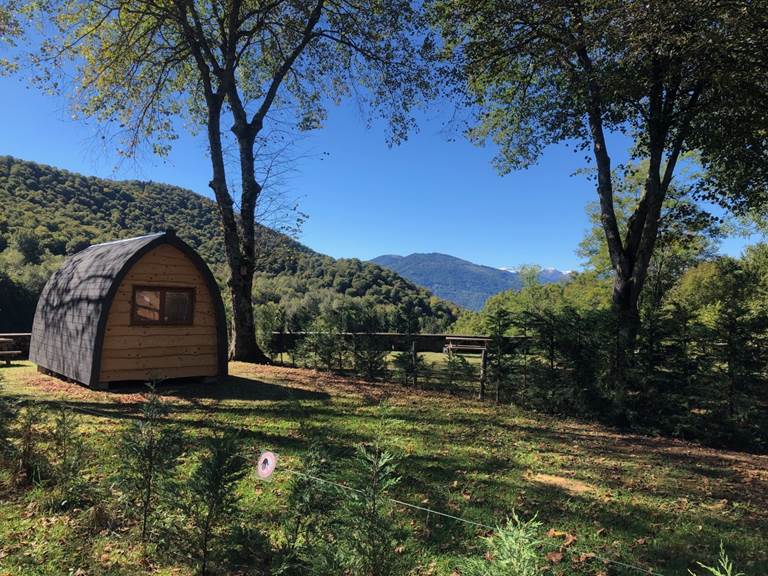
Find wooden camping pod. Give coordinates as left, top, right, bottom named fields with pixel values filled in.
left=29, top=231, right=228, bottom=388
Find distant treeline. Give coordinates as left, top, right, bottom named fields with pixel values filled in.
left=0, top=156, right=458, bottom=333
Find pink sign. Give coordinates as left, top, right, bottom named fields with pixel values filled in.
left=257, top=450, right=277, bottom=480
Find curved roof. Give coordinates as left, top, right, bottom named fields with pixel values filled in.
left=29, top=231, right=228, bottom=386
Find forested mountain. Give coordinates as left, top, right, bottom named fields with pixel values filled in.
left=371, top=252, right=569, bottom=310
left=0, top=156, right=458, bottom=332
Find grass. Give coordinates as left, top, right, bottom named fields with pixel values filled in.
left=1, top=360, right=767, bottom=575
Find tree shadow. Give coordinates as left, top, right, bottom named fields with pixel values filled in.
left=104, top=374, right=331, bottom=403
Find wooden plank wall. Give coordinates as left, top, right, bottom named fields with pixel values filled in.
left=99, top=244, right=218, bottom=382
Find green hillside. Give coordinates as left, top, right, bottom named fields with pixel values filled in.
left=0, top=156, right=458, bottom=332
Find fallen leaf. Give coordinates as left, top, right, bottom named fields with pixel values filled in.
left=546, top=551, right=564, bottom=563
left=573, top=552, right=596, bottom=565
left=547, top=529, right=577, bottom=548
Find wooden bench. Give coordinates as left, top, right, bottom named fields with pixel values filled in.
left=443, top=336, right=490, bottom=356
left=0, top=350, right=22, bottom=366
left=0, top=337, right=21, bottom=366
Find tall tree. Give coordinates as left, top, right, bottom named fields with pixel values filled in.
left=37, top=0, right=432, bottom=361
left=578, top=161, right=722, bottom=288
left=433, top=0, right=768, bottom=391
left=0, top=0, right=21, bottom=72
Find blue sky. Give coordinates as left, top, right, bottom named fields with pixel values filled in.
left=0, top=74, right=758, bottom=271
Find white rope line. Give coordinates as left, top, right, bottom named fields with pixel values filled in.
left=283, top=468, right=497, bottom=531
left=22, top=399, right=664, bottom=576
left=281, top=468, right=665, bottom=576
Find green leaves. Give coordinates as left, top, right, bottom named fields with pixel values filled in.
left=689, top=542, right=745, bottom=576
left=181, top=430, right=247, bottom=575
left=460, top=512, right=545, bottom=576
left=336, top=442, right=409, bottom=576
left=34, top=0, right=435, bottom=156
left=116, top=386, right=183, bottom=541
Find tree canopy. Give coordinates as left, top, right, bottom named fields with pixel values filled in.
left=433, top=0, right=768, bottom=396
left=38, top=0, right=434, bottom=154
left=32, top=0, right=436, bottom=361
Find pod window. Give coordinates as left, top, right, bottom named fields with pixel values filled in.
left=131, top=287, right=195, bottom=325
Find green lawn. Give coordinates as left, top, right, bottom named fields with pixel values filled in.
left=1, top=361, right=766, bottom=575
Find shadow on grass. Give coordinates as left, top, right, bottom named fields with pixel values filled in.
left=104, top=374, right=331, bottom=403
left=0, top=363, right=29, bottom=371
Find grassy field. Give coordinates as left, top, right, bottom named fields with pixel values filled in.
left=1, top=360, right=767, bottom=575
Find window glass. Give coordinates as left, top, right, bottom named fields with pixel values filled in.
left=134, top=289, right=161, bottom=322
left=165, top=290, right=193, bottom=323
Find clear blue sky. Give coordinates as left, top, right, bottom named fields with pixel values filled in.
left=0, top=74, right=757, bottom=271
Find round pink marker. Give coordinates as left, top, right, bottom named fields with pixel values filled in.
left=257, top=450, right=277, bottom=480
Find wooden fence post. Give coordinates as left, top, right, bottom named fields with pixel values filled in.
left=479, top=349, right=487, bottom=401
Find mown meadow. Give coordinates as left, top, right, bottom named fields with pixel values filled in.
left=1, top=361, right=766, bottom=576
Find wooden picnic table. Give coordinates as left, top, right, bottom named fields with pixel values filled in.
left=0, top=337, right=22, bottom=366
left=443, top=335, right=491, bottom=355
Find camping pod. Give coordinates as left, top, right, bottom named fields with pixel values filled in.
left=29, top=231, right=228, bottom=388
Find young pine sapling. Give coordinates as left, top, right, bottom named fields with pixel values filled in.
left=16, top=404, right=47, bottom=485
left=277, top=427, right=340, bottom=575
left=0, top=374, right=16, bottom=464
left=459, top=512, right=545, bottom=576
left=182, top=431, right=247, bottom=576
left=337, top=442, right=411, bottom=576
left=117, top=386, right=182, bottom=542
left=50, top=407, right=89, bottom=508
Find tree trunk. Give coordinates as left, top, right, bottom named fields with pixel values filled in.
left=611, top=274, right=642, bottom=407
left=204, top=95, right=270, bottom=364
left=227, top=266, right=269, bottom=362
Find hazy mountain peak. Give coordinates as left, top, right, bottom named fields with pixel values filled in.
left=370, top=253, right=569, bottom=310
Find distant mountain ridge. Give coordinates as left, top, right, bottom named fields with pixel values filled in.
left=370, top=253, right=569, bottom=310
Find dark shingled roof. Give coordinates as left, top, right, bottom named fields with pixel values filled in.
left=29, top=231, right=228, bottom=387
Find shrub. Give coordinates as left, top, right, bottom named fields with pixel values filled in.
left=392, top=345, right=426, bottom=387
left=181, top=430, right=247, bottom=576
left=276, top=428, right=340, bottom=575
left=300, top=316, right=347, bottom=372
left=484, top=309, right=514, bottom=402
left=459, top=512, right=545, bottom=576
left=254, top=301, right=286, bottom=360
left=352, top=333, right=389, bottom=381
left=116, top=386, right=183, bottom=542
left=0, top=373, right=16, bottom=462
left=689, top=543, right=744, bottom=576
left=334, top=443, right=411, bottom=576
left=48, top=407, right=91, bottom=509
left=15, top=404, right=48, bottom=485
left=442, top=353, right=475, bottom=394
